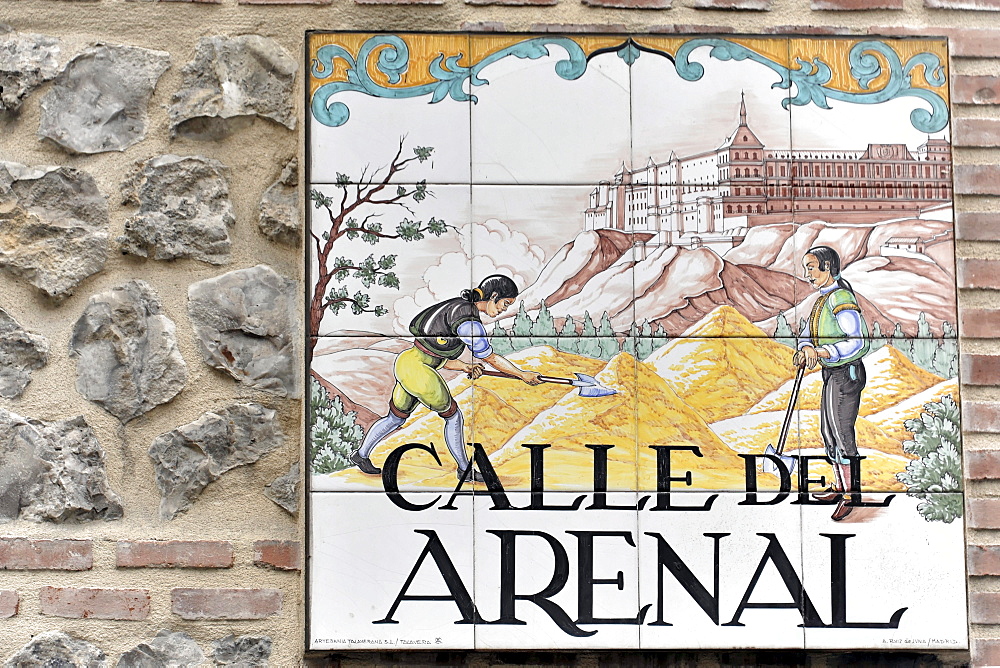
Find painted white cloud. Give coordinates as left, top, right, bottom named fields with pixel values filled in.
left=391, top=219, right=546, bottom=331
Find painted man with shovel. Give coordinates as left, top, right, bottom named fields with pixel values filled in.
left=350, top=274, right=542, bottom=483
left=794, top=246, right=870, bottom=522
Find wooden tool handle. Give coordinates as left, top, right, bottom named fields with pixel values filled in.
left=479, top=369, right=571, bottom=385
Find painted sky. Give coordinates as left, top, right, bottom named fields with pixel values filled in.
left=309, top=39, right=949, bottom=335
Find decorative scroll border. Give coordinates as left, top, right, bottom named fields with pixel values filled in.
left=310, top=35, right=949, bottom=134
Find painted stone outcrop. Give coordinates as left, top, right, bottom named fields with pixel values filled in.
left=0, top=25, right=61, bottom=114
left=118, top=630, right=205, bottom=668
left=69, top=281, right=187, bottom=423
left=0, top=162, right=109, bottom=299
left=211, top=635, right=272, bottom=667
left=0, top=409, right=123, bottom=523
left=169, top=35, right=296, bottom=139
left=0, top=306, right=48, bottom=399
left=148, top=403, right=284, bottom=520
left=4, top=631, right=106, bottom=667
left=188, top=265, right=299, bottom=398
left=264, top=461, right=299, bottom=514
left=258, top=157, right=300, bottom=246
left=38, top=43, right=169, bottom=154
left=120, top=155, right=234, bottom=265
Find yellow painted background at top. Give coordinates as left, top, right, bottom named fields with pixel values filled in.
left=307, top=33, right=948, bottom=104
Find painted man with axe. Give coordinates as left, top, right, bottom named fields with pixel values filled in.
left=794, top=245, right=870, bottom=522
left=350, top=274, right=542, bottom=483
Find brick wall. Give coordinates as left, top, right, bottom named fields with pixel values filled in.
left=2, top=0, right=999, bottom=665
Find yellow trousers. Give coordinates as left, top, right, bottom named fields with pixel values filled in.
left=390, top=346, right=452, bottom=414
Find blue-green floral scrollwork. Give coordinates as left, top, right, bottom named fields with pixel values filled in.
left=311, top=35, right=588, bottom=128
left=673, top=38, right=949, bottom=134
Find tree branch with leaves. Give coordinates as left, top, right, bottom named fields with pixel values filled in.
left=308, top=139, right=455, bottom=355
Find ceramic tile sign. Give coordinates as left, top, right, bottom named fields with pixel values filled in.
left=306, top=33, right=965, bottom=650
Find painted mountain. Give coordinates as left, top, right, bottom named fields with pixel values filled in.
left=313, top=306, right=957, bottom=493
left=501, top=213, right=955, bottom=338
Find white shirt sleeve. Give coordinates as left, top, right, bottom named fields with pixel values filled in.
left=456, top=320, right=493, bottom=359
left=822, top=309, right=864, bottom=363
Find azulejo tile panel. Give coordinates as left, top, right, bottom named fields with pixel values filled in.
left=307, top=31, right=965, bottom=651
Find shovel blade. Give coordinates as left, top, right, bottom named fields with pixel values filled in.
left=572, top=373, right=599, bottom=387
left=578, top=385, right=617, bottom=398
left=762, top=444, right=798, bottom=476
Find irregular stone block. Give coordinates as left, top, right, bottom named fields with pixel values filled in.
left=0, top=162, right=109, bottom=299
left=211, top=634, right=272, bottom=666
left=188, top=265, right=298, bottom=397
left=119, top=155, right=234, bottom=265
left=5, top=630, right=106, bottom=667
left=263, top=461, right=298, bottom=514
left=117, top=629, right=205, bottom=668
left=0, top=306, right=48, bottom=398
left=258, top=157, right=300, bottom=246
left=169, top=35, right=296, bottom=139
left=70, top=281, right=186, bottom=422
left=38, top=43, right=169, bottom=154
left=0, top=409, right=123, bottom=523
left=0, top=25, right=61, bottom=114
left=148, top=403, right=284, bottom=519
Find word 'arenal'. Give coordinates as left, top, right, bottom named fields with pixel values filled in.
left=377, top=526, right=906, bottom=637
left=381, top=442, right=894, bottom=511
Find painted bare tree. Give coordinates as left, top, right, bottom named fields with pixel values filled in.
left=308, top=139, right=453, bottom=356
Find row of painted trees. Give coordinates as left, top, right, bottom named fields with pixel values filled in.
left=492, top=302, right=959, bottom=379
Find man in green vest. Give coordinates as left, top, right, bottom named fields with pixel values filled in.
left=793, top=245, right=870, bottom=522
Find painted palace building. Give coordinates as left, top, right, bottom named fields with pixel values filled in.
left=585, top=98, right=952, bottom=251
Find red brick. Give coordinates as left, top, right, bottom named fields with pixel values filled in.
left=954, top=118, right=1000, bottom=148
left=926, top=0, right=1000, bottom=8
left=0, top=539, right=91, bottom=571
left=468, top=0, right=555, bottom=5
left=0, top=591, right=18, bottom=618
left=966, top=405, right=1000, bottom=434
left=957, top=212, right=1000, bottom=241
left=529, top=23, right=629, bottom=33
left=116, top=540, right=233, bottom=568
left=240, top=0, right=329, bottom=4
left=967, top=450, right=1000, bottom=478
left=948, top=28, right=1000, bottom=58
left=693, top=0, right=770, bottom=7
left=968, top=497, right=1000, bottom=528
left=583, top=0, right=670, bottom=7
left=953, top=75, right=1000, bottom=105
left=764, top=25, right=853, bottom=34
left=39, top=587, right=150, bottom=620
left=813, top=0, right=901, bottom=8
left=254, top=540, right=301, bottom=571
left=970, top=545, right=1000, bottom=575
left=354, top=0, right=442, bottom=4
left=460, top=21, right=507, bottom=31
left=972, top=591, right=1000, bottom=624
left=870, top=27, right=992, bottom=58
left=962, top=309, right=1000, bottom=339
left=956, top=165, right=1000, bottom=196
left=647, top=24, right=737, bottom=33
left=964, top=354, right=1000, bottom=386
left=958, top=259, right=1000, bottom=290
left=171, top=588, right=282, bottom=620
left=974, top=638, right=1000, bottom=667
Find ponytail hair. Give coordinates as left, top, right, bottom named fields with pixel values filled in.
left=805, top=245, right=855, bottom=294
left=461, top=274, right=519, bottom=302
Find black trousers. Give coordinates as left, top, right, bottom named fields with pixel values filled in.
left=819, top=359, right=866, bottom=464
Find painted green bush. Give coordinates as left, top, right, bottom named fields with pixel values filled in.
left=896, top=395, right=963, bottom=523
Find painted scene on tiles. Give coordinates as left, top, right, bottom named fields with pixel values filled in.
left=306, top=32, right=965, bottom=651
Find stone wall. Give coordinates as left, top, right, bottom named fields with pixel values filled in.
left=2, top=0, right=1000, bottom=665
